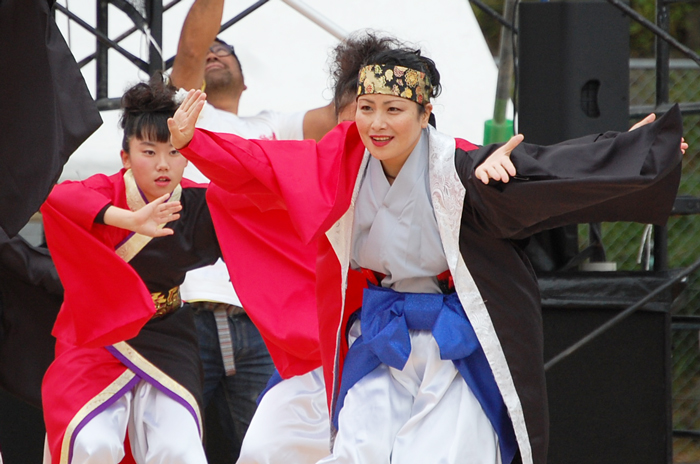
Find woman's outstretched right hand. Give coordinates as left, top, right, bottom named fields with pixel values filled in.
left=168, top=89, right=207, bottom=150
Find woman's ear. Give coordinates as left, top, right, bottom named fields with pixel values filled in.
left=120, top=150, right=131, bottom=169
left=421, top=103, right=433, bottom=129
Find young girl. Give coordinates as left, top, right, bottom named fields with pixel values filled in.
left=41, top=78, right=220, bottom=464
left=169, top=49, right=684, bottom=464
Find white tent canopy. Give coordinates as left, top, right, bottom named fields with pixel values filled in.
left=56, top=0, right=499, bottom=182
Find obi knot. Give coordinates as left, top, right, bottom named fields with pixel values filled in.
left=360, top=285, right=480, bottom=370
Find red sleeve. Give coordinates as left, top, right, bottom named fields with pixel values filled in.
left=181, top=121, right=366, bottom=244
left=456, top=138, right=479, bottom=152
left=41, top=173, right=154, bottom=348
left=43, top=174, right=114, bottom=231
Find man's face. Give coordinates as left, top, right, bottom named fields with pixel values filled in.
left=204, top=42, right=245, bottom=93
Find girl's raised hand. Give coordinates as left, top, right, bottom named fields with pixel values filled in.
left=168, top=89, right=207, bottom=150
left=474, top=134, right=524, bottom=184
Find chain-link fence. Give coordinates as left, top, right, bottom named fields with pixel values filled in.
left=594, top=58, right=700, bottom=462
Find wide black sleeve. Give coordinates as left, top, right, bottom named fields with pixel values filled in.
left=0, top=227, right=62, bottom=408
left=456, top=105, right=683, bottom=239
left=0, top=227, right=62, bottom=296
left=0, top=0, right=102, bottom=237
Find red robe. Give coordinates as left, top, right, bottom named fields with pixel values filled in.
left=186, top=123, right=366, bottom=380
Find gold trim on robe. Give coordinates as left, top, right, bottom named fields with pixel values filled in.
left=111, top=341, right=203, bottom=437
left=116, top=169, right=182, bottom=263
left=59, top=370, right=136, bottom=464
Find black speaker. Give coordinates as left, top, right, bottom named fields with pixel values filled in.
left=517, top=1, right=631, bottom=272
left=540, top=272, right=675, bottom=464
left=518, top=1, right=630, bottom=144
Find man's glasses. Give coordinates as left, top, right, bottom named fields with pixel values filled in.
left=209, top=44, right=235, bottom=57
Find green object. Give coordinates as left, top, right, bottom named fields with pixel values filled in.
left=483, top=118, right=514, bottom=144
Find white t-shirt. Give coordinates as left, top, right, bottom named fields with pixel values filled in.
left=180, top=100, right=306, bottom=305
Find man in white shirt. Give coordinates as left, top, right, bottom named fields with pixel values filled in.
left=169, top=1, right=337, bottom=461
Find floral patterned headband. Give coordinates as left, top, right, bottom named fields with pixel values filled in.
left=358, top=64, right=432, bottom=105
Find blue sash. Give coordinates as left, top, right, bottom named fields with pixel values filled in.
left=335, top=285, right=517, bottom=464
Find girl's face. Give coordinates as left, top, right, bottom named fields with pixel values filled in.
left=355, top=94, right=431, bottom=176
left=121, top=136, right=188, bottom=202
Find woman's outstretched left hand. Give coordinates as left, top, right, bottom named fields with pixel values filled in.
left=168, top=89, right=207, bottom=150
left=474, top=134, right=524, bottom=184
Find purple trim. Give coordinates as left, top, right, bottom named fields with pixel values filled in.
left=67, top=375, right=140, bottom=464
left=136, top=184, right=149, bottom=203
left=105, top=345, right=201, bottom=434
left=114, top=231, right=136, bottom=250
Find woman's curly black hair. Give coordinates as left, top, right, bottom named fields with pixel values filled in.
left=330, top=31, right=405, bottom=116
left=330, top=31, right=442, bottom=116
left=120, top=73, right=178, bottom=153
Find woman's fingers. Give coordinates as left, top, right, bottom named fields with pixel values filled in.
left=495, top=164, right=511, bottom=183
left=502, top=133, right=524, bottom=154
left=502, top=156, right=517, bottom=177
left=476, top=166, right=489, bottom=184
left=629, top=113, right=656, bottom=131
left=475, top=136, right=523, bottom=184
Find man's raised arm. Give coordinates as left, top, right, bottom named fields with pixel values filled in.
left=170, top=0, right=224, bottom=90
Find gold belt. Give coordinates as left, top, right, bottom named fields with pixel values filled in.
left=151, top=287, right=182, bottom=318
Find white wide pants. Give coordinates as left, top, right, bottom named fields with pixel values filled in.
left=237, top=367, right=330, bottom=464
left=68, top=380, right=206, bottom=464
left=318, top=330, right=501, bottom=464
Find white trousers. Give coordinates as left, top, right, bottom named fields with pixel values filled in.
left=237, top=367, right=330, bottom=464
left=69, top=380, right=206, bottom=464
left=318, top=330, right=501, bottom=464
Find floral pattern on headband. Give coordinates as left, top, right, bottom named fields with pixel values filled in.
left=358, top=64, right=432, bottom=105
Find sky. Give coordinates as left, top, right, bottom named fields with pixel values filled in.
left=54, top=0, right=501, bottom=181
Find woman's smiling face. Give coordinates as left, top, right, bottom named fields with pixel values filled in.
left=355, top=93, right=431, bottom=177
